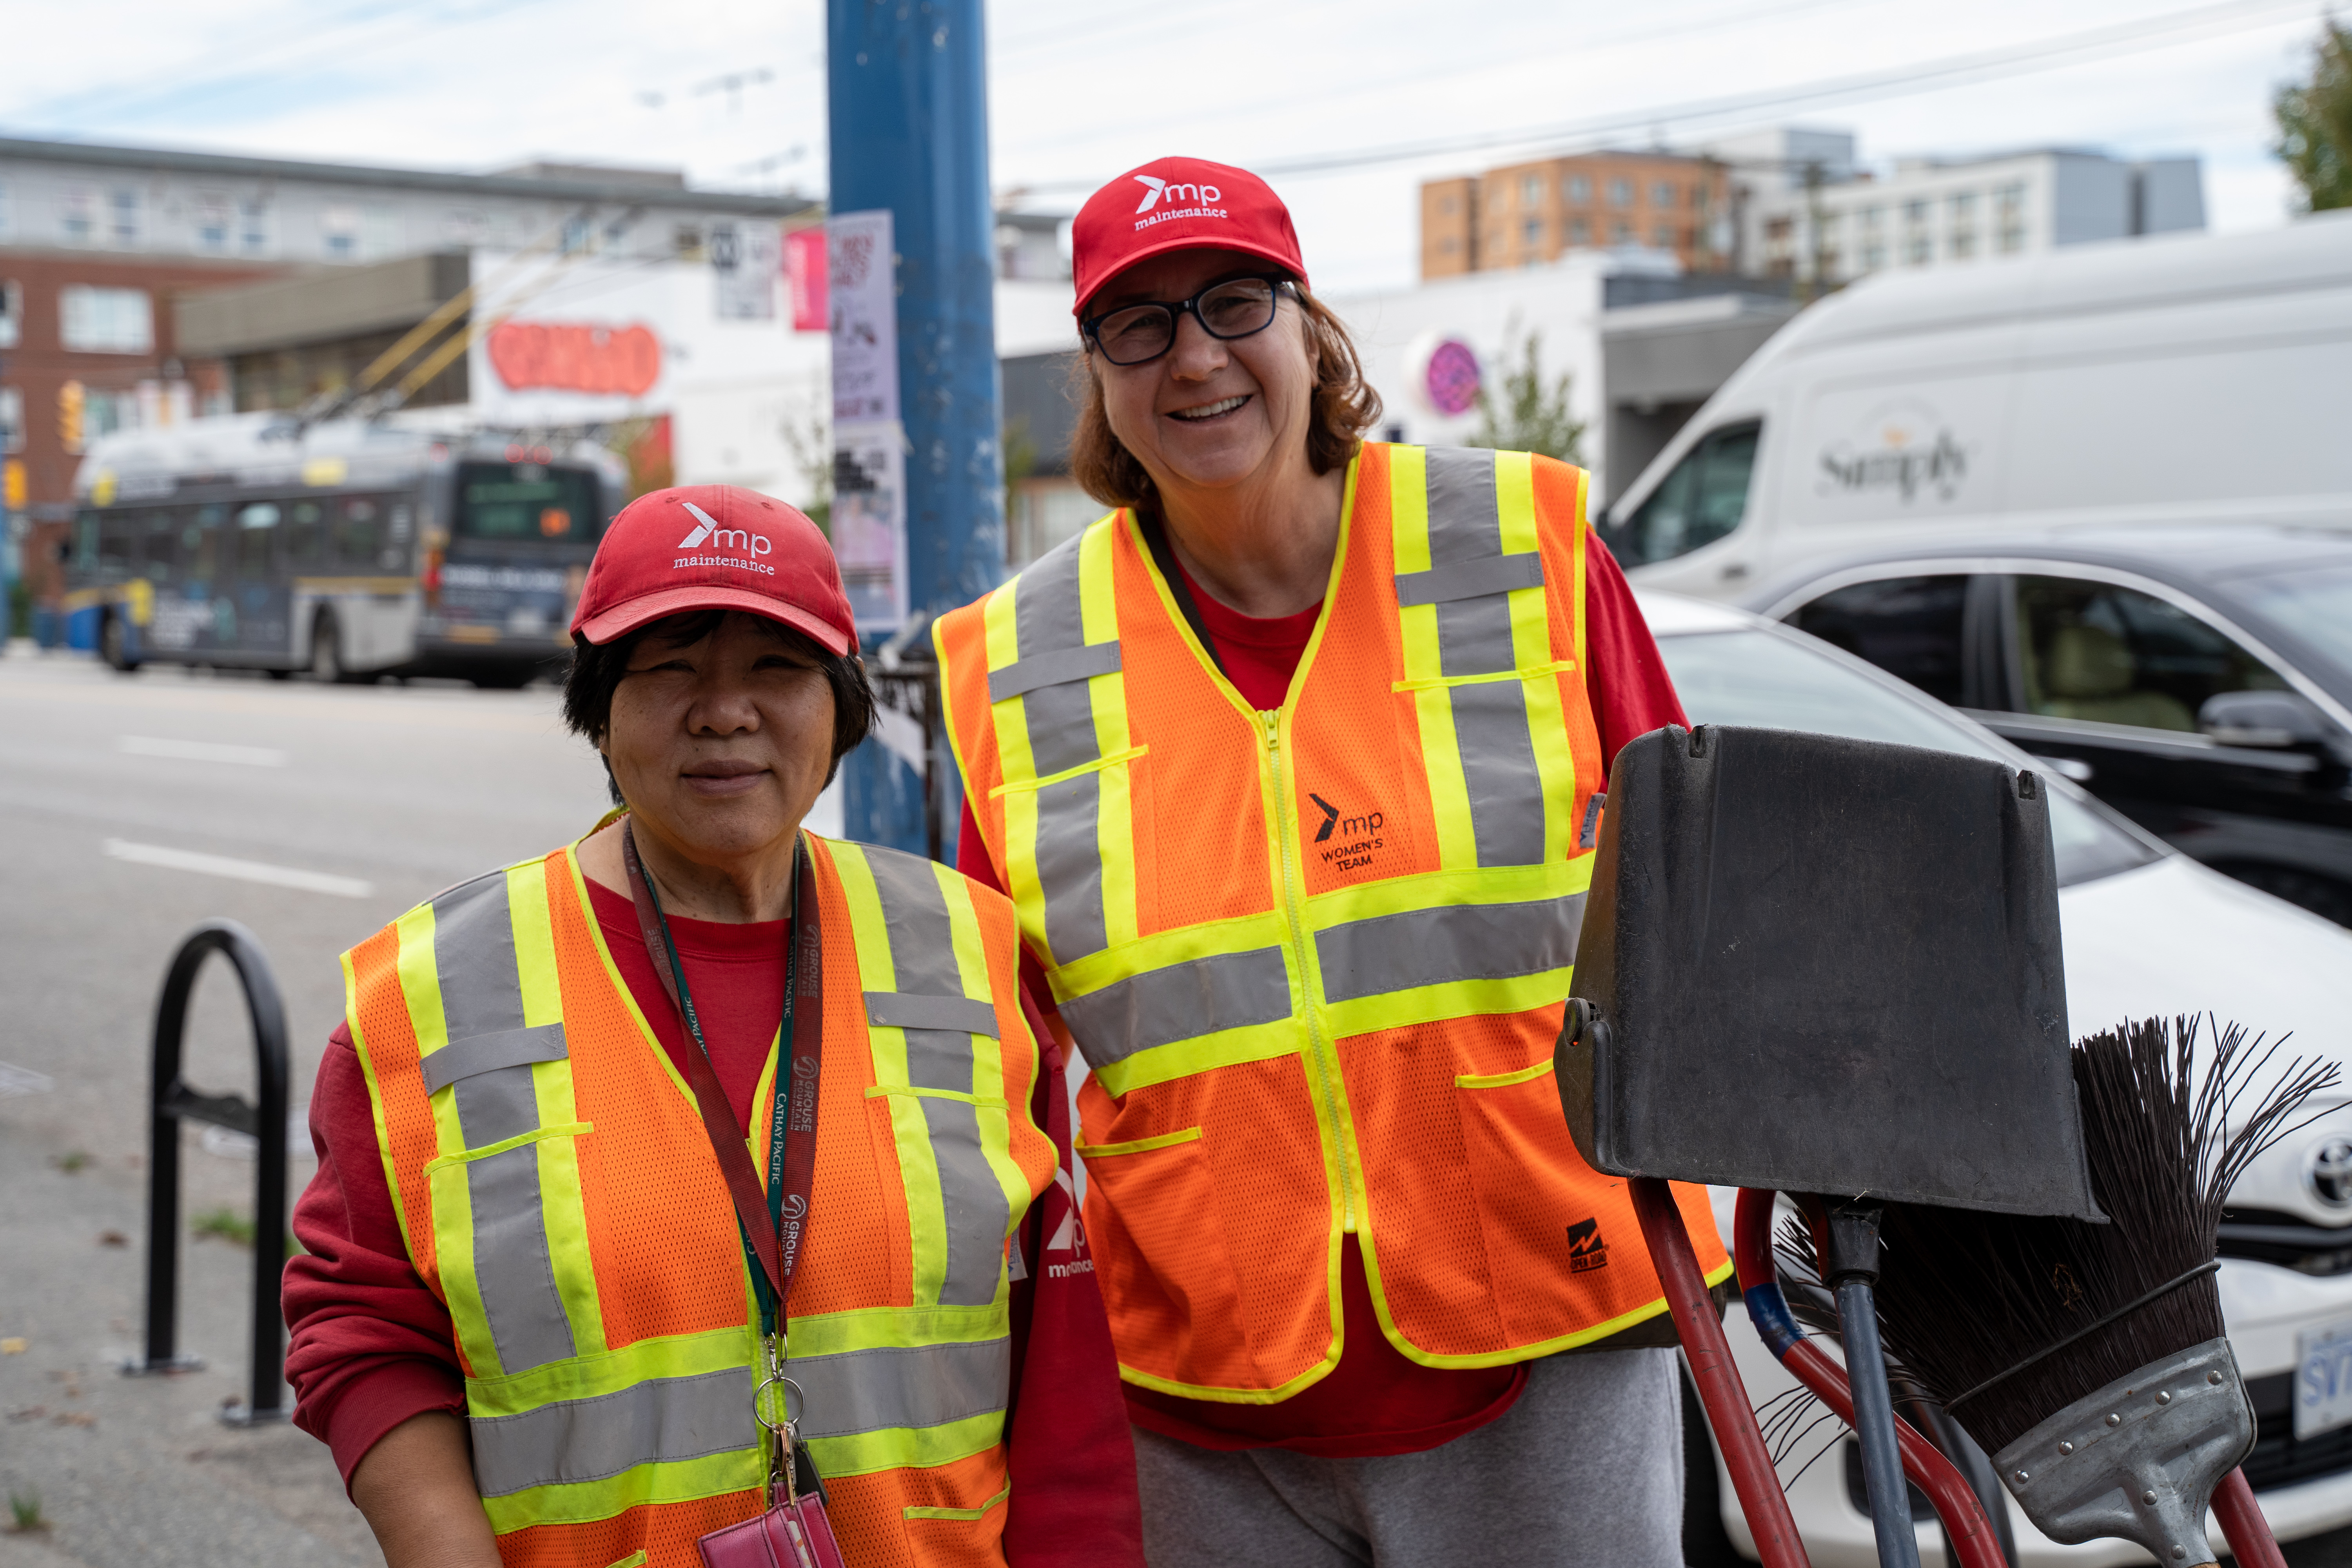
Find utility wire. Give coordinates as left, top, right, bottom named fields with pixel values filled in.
left=1004, top=0, right=2319, bottom=191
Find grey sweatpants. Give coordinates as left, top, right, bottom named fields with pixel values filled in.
left=1133, top=1347, right=1684, bottom=1568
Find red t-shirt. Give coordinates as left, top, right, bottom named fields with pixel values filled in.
left=953, top=530, right=1686, bottom=1457
left=283, top=874, right=1143, bottom=1565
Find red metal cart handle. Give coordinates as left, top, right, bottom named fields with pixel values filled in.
left=1629, top=1176, right=1811, bottom=1568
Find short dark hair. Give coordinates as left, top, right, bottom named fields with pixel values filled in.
left=562, top=609, right=875, bottom=804
left=1067, top=284, right=1383, bottom=510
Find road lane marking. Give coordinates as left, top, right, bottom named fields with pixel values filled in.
left=118, top=736, right=290, bottom=767
left=103, top=839, right=374, bottom=898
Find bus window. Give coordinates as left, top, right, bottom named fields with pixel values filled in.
left=236, top=502, right=279, bottom=581
left=144, top=513, right=179, bottom=583
left=333, top=497, right=381, bottom=569
left=188, top=505, right=227, bottom=587
left=73, top=512, right=99, bottom=572
left=287, top=500, right=325, bottom=569
left=97, top=511, right=140, bottom=576
left=456, top=462, right=601, bottom=542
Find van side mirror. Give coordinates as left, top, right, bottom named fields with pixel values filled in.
left=2199, top=688, right=2331, bottom=749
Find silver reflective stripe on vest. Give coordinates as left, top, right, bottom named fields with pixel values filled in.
left=861, top=851, right=1012, bottom=1307
left=989, top=640, right=1120, bottom=703
left=792, top=1338, right=1011, bottom=1442
left=429, top=873, right=576, bottom=1376
left=421, top=1023, right=567, bottom=1094
left=470, top=1367, right=754, bottom=1498
left=1006, top=539, right=1113, bottom=964
left=1394, top=552, right=1544, bottom=607
left=866, top=993, right=999, bottom=1037
left=1316, top=889, right=1588, bottom=1005
left=1417, top=448, right=1548, bottom=868
left=1057, top=947, right=1292, bottom=1068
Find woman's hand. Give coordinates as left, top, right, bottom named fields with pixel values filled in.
left=351, top=1410, right=502, bottom=1568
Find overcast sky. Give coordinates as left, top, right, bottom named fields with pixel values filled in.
left=2, top=0, right=2332, bottom=294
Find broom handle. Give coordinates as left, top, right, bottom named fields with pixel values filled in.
left=1731, top=1189, right=2013, bottom=1568
left=2212, top=1467, right=2285, bottom=1568
left=1628, top=1176, right=1812, bottom=1568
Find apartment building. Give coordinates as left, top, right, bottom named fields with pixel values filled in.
left=1421, top=151, right=1731, bottom=278
left=1696, top=127, right=2204, bottom=284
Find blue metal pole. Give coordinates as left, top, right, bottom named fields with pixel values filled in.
left=829, top=0, right=1002, bottom=858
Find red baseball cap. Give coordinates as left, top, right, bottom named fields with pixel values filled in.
left=570, top=484, right=857, bottom=655
left=1071, top=157, right=1308, bottom=319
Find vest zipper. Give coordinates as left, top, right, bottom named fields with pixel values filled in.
left=1261, top=707, right=1358, bottom=1234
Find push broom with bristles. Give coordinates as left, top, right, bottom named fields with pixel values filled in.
left=1836, top=1017, right=2336, bottom=1566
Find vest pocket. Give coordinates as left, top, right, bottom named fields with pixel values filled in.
left=1453, top=1063, right=1616, bottom=1345
left=1073, top=1127, right=1256, bottom=1390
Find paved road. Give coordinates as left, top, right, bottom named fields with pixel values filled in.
left=0, top=649, right=623, bottom=1566
left=3, top=643, right=2349, bottom=1568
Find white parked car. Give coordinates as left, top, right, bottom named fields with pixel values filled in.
left=1643, top=591, right=2352, bottom=1566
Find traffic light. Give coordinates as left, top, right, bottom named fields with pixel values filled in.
left=57, top=380, right=85, bottom=455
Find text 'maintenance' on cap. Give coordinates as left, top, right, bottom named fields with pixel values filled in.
left=569, top=484, right=857, bottom=655
left=1070, top=156, right=1308, bottom=320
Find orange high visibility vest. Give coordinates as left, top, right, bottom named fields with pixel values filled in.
left=344, top=829, right=1055, bottom=1567
left=935, top=444, right=1728, bottom=1403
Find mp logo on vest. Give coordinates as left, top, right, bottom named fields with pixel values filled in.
left=1566, top=1217, right=1610, bottom=1274
left=1310, top=793, right=1386, bottom=874
left=673, top=501, right=777, bottom=576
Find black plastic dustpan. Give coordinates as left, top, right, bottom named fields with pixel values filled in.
left=1558, top=722, right=2098, bottom=1218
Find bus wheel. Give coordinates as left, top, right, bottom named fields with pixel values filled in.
left=100, top=613, right=141, bottom=673
left=310, top=611, right=351, bottom=684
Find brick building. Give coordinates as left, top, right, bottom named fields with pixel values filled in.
left=2, top=249, right=286, bottom=606
left=1421, top=151, right=1731, bottom=278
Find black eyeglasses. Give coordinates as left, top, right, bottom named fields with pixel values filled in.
left=1082, top=274, right=1295, bottom=367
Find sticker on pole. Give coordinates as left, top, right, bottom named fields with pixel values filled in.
left=828, top=210, right=898, bottom=426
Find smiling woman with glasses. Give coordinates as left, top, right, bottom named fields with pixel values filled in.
left=932, top=156, right=1720, bottom=1568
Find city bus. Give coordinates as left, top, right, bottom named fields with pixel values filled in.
left=64, top=412, right=625, bottom=685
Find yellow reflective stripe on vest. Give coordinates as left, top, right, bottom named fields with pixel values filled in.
left=983, top=515, right=1140, bottom=971
left=1391, top=446, right=1573, bottom=871
left=829, top=842, right=1024, bottom=1310
left=408, top=865, right=601, bottom=1380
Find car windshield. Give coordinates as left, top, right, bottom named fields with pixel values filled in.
left=1655, top=626, right=2159, bottom=887
left=2223, top=563, right=2352, bottom=677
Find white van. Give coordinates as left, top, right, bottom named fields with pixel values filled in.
left=1602, top=210, right=2352, bottom=601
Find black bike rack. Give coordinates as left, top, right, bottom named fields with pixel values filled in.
left=123, top=919, right=293, bottom=1427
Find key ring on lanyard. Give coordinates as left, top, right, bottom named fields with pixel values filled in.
left=756, top=1353, right=807, bottom=1507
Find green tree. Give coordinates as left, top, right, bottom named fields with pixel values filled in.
left=2275, top=20, right=2352, bottom=212
left=1465, top=326, right=1586, bottom=465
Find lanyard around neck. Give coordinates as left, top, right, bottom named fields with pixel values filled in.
left=621, top=822, right=823, bottom=1340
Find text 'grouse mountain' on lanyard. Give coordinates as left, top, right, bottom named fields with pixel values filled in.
left=620, top=824, right=846, bottom=1568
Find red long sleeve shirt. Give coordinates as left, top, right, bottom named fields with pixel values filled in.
left=283, top=873, right=1143, bottom=1566
left=955, top=530, right=1684, bottom=1458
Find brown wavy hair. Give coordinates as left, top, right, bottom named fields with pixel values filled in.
left=1066, top=286, right=1383, bottom=509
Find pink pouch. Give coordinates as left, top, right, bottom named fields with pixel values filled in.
left=695, top=1494, right=848, bottom=1568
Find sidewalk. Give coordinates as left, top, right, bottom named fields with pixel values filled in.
left=0, top=1116, right=375, bottom=1568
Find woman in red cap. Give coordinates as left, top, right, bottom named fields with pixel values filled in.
left=283, top=485, right=1143, bottom=1568
left=932, top=162, right=1728, bottom=1564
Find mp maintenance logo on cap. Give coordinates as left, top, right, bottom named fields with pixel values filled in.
left=674, top=499, right=775, bottom=574
left=1130, top=171, right=1229, bottom=224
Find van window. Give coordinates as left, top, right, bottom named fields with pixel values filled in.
left=1787, top=575, right=1971, bottom=704
left=2011, top=576, right=2288, bottom=732
left=1606, top=421, right=1762, bottom=568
